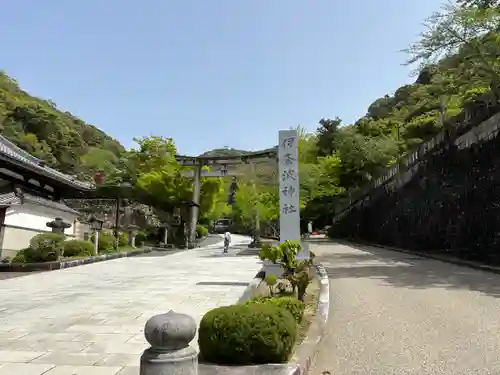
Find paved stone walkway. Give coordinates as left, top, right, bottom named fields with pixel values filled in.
left=0, top=235, right=260, bottom=375
left=309, top=241, right=500, bottom=375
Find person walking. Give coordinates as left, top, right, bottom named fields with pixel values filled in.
left=223, top=231, right=231, bottom=253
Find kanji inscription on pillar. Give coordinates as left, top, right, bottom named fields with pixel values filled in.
left=278, top=130, right=301, bottom=244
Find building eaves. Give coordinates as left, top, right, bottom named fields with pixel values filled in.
left=23, top=194, right=82, bottom=216
left=0, top=192, right=21, bottom=207
left=0, top=135, right=93, bottom=191
left=0, top=189, right=81, bottom=216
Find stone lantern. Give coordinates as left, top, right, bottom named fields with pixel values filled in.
left=89, top=215, right=104, bottom=256
left=46, top=217, right=71, bottom=235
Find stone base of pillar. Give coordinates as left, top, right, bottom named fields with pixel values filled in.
left=128, top=231, right=137, bottom=248
left=140, top=346, right=198, bottom=375
left=140, top=311, right=198, bottom=375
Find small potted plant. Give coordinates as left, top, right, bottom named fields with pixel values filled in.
left=258, top=240, right=301, bottom=278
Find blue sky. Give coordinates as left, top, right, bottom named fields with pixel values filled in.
left=1, top=0, right=441, bottom=155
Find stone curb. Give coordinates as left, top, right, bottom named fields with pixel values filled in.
left=341, top=239, right=500, bottom=275
left=0, top=247, right=154, bottom=272
left=236, top=270, right=266, bottom=304
left=291, top=264, right=330, bottom=375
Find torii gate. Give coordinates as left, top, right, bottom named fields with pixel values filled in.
left=175, top=150, right=277, bottom=247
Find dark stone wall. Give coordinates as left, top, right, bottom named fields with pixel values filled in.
left=330, top=119, right=500, bottom=265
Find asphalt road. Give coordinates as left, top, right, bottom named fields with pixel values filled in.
left=309, top=241, right=500, bottom=375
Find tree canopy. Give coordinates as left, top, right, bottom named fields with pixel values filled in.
left=1, top=0, right=497, bottom=232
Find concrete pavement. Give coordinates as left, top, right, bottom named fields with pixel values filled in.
left=309, top=241, right=500, bottom=375
left=0, top=234, right=260, bottom=375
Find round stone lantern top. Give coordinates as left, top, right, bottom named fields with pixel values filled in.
left=46, top=217, right=71, bottom=229
left=143, top=310, right=196, bottom=351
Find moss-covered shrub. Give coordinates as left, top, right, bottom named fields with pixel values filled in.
left=198, top=304, right=297, bottom=365
left=119, top=232, right=128, bottom=247
left=29, top=233, right=65, bottom=261
left=11, top=248, right=29, bottom=263
left=196, top=224, right=209, bottom=239
left=11, top=248, right=43, bottom=263
left=63, top=240, right=94, bottom=257
left=247, top=296, right=305, bottom=323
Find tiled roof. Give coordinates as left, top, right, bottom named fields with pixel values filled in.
left=0, top=135, right=92, bottom=190
left=0, top=189, right=81, bottom=215
left=25, top=193, right=81, bottom=215
left=0, top=192, right=21, bottom=207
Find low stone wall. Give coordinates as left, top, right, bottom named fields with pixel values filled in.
left=0, top=247, right=153, bottom=272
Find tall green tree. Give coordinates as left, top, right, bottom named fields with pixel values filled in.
left=199, top=178, right=231, bottom=223
left=315, top=117, right=342, bottom=157
left=232, top=179, right=279, bottom=233
left=79, top=147, right=121, bottom=184
left=404, top=3, right=500, bottom=95
left=457, top=0, right=499, bottom=8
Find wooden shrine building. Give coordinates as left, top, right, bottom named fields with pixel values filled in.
left=0, top=135, right=92, bottom=259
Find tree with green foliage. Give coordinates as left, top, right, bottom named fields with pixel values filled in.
left=315, top=118, right=342, bottom=157
left=457, top=0, right=499, bottom=8
left=199, top=178, right=232, bottom=223
left=404, top=3, right=500, bottom=96
left=0, top=71, right=123, bottom=174
left=79, top=147, right=121, bottom=184
left=128, top=136, right=232, bottom=225
left=231, top=177, right=279, bottom=236
left=129, top=136, right=192, bottom=204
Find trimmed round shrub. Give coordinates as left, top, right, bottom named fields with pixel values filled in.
left=11, top=249, right=28, bottom=264
left=63, top=240, right=94, bottom=257
left=196, top=224, right=209, bottom=239
left=29, top=233, right=65, bottom=262
left=247, top=296, right=305, bottom=323
left=11, top=248, right=41, bottom=263
left=198, top=304, right=297, bottom=365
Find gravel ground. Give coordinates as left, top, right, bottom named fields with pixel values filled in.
left=309, top=241, right=500, bottom=375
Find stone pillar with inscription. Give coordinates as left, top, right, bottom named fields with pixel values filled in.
left=278, top=130, right=309, bottom=260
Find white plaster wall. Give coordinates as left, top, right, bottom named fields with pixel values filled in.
left=1, top=203, right=80, bottom=257
left=4, top=203, right=78, bottom=235
left=75, top=221, right=91, bottom=241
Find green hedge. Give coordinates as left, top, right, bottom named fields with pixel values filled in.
left=63, top=240, right=94, bottom=257
left=119, top=232, right=128, bottom=247
left=196, top=224, right=209, bottom=239
left=11, top=248, right=31, bottom=263
left=247, top=296, right=305, bottom=324
left=29, top=233, right=66, bottom=262
left=198, top=304, right=297, bottom=365
left=91, top=232, right=115, bottom=253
